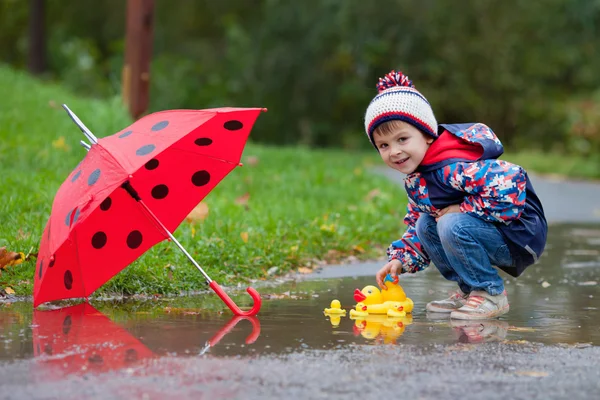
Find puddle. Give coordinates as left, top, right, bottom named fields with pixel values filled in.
left=0, top=224, right=599, bottom=376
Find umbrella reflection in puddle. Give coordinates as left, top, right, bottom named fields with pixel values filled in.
left=32, top=303, right=155, bottom=377
left=32, top=303, right=262, bottom=378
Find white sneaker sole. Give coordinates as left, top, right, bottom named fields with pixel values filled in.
left=426, top=302, right=464, bottom=313
left=450, top=305, right=510, bottom=320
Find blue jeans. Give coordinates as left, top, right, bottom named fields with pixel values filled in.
left=415, top=213, right=512, bottom=296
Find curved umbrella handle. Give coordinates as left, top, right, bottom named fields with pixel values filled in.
left=209, top=281, right=262, bottom=316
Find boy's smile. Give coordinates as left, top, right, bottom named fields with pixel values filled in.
left=372, top=121, right=434, bottom=174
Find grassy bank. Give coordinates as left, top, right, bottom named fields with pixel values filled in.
left=0, top=65, right=407, bottom=297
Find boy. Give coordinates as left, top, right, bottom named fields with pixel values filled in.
left=365, top=70, right=547, bottom=320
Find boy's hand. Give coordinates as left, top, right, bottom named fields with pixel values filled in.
left=376, top=259, right=402, bottom=290
left=435, top=204, right=461, bottom=222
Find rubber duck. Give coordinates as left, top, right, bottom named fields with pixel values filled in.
left=323, top=300, right=346, bottom=327
left=349, top=274, right=413, bottom=317
left=323, top=299, right=346, bottom=315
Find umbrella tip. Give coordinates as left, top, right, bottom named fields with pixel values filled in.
left=238, top=162, right=244, bottom=167
left=261, top=108, right=268, bottom=112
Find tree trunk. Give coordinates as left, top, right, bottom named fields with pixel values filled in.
left=28, top=0, right=46, bottom=75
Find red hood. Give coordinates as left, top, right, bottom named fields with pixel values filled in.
left=421, top=130, right=483, bottom=166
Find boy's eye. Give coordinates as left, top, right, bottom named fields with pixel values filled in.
left=378, top=143, right=388, bottom=149
left=398, top=137, right=408, bottom=143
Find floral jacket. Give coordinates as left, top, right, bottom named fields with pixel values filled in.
left=388, top=123, right=547, bottom=277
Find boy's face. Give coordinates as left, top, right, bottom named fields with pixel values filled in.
left=372, top=121, right=434, bottom=174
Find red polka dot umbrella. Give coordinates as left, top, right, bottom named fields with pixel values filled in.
left=33, top=105, right=265, bottom=315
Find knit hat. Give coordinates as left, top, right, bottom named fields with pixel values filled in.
left=364, top=70, right=438, bottom=147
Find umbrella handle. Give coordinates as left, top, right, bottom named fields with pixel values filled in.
left=208, top=315, right=261, bottom=347
left=209, top=281, right=262, bottom=316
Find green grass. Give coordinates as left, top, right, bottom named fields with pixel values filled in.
left=0, top=65, right=407, bottom=298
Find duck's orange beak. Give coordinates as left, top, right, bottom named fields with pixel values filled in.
left=354, top=289, right=366, bottom=302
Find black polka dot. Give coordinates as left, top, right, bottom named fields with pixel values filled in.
left=192, top=170, right=211, bottom=186
left=151, top=121, right=169, bottom=131
left=64, top=270, right=73, bottom=290
left=71, top=170, right=82, bottom=183
left=136, top=144, right=156, bottom=156
left=92, top=232, right=107, bottom=249
left=88, top=169, right=101, bottom=185
left=38, top=260, right=43, bottom=279
left=151, top=184, right=169, bottom=199
left=127, top=230, right=143, bottom=249
left=195, top=138, right=213, bottom=146
left=49, top=257, right=55, bottom=268
left=88, top=354, right=104, bottom=364
left=145, top=159, right=159, bottom=170
left=118, top=130, right=133, bottom=138
left=62, top=315, right=72, bottom=334
left=100, top=197, right=112, bottom=211
left=125, top=349, right=138, bottom=362
left=224, top=120, right=243, bottom=131
left=44, top=344, right=53, bottom=355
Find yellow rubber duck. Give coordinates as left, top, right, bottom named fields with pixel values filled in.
left=349, top=274, right=413, bottom=317
left=323, top=299, right=346, bottom=315
left=323, top=299, right=346, bottom=327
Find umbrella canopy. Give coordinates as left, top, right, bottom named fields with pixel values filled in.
left=34, top=107, right=265, bottom=313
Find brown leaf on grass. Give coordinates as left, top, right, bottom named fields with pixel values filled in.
left=235, top=192, right=250, bottom=206
left=297, top=267, right=313, bottom=274
left=240, top=232, right=249, bottom=243
left=0, top=247, right=25, bottom=270
left=4, top=287, right=15, bottom=295
left=365, top=189, right=381, bottom=202
left=185, top=202, right=209, bottom=223
left=324, top=249, right=342, bottom=263
left=245, top=156, right=259, bottom=166
left=51, top=136, right=70, bottom=152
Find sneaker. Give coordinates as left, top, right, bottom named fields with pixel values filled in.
left=450, top=290, right=509, bottom=320
left=426, top=289, right=468, bottom=313
left=450, top=320, right=509, bottom=343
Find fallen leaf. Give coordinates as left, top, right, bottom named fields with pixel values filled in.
left=320, top=224, right=336, bottom=233
left=51, top=136, right=71, bottom=152
left=185, top=202, right=209, bottom=223
left=353, top=245, right=365, bottom=253
left=508, top=326, right=537, bottom=332
left=235, top=193, right=250, bottom=206
left=245, top=156, right=259, bottom=166
left=541, top=281, right=551, bottom=288
left=0, top=247, right=25, bottom=270
left=578, top=281, right=598, bottom=286
left=297, top=267, right=312, bottom=274
left=515, top=371, right=549, bottom=377
left=240, top=232, right=249, bottom=243
left=365, top=189, right=381, bottom=202
left=353, top=167, right=363, bottom=176
left=4, top=287, right=15, bottom=295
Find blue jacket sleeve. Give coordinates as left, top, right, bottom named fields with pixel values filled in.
left=439, top=159, right=527, bottom=224
left=387, top=199, right=431, bottom=274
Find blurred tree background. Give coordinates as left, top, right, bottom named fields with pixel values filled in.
left=1, top=0, right=599, bottom=155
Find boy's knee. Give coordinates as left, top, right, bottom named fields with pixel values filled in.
left=437, top=213, right=469, bottom=242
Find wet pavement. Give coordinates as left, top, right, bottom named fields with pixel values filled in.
left=1, top=222, right=600, bottom=398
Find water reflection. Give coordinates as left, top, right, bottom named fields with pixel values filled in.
left=32, top=303, right=155, bottom=377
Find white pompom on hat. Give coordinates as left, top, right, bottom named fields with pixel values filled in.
left=364, top=70, right=438, bottom=147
